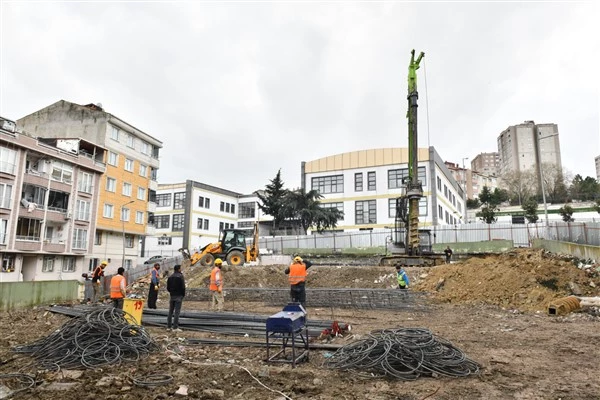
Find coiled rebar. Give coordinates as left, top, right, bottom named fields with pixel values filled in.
left=325, top=328, right=480, bottom=380
left=12, top=307, right=158, bottom=370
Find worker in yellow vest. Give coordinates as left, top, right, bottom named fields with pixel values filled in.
left=285, top=256, right=313, bottom=307
left=110, top=267, right=127, bottom=309
left=209, top=259, right=224, bottom=312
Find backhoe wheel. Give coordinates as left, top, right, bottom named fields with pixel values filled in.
left=200, top=253, right=215, bottom=267
left=226, top=251, right=245, bottom=267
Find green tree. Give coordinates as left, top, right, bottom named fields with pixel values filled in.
left=476, top=205, right=498, bottom=224
left=491, top=188, right=510, bottom=206
left=522, top=198, right=539, bottom=223
left=478, top=186, right=493, bottom=205
left=466, top=198, right=481, bottom=209
left=282, top=188, right=344, bottom=234
left=593, top=199, right=600, bottom=214
left=569, top=175, right=600, bottom=201
left=558, top=205, right=575, bottom=222
left=255, top=170, right=287, bottom=234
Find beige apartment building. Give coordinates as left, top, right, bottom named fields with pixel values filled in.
left=1, top=116, right=105, bottom=282
left=17, top=101, right=162, bottom=272
left=471, top=152, right=499, bottom=177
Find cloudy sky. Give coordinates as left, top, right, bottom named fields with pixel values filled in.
left=1, top=2, right=598, bottom=194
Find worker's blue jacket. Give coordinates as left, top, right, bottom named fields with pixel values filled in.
left=397, top=269, right=410, bottom=288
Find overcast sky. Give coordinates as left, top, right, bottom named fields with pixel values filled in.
left=1, top=2, right=598, bottom=194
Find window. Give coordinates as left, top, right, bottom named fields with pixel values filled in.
left=122, top=182, right=132, bottom=196
left=73, top=229, right=88, bottom=249
left=312, top=175, right=344, bottom=194
left=155, top=215, right=170, bottom=229
left=103, top=204, right=114, bottom=218
left=0, top=219, right=7, bottom=244
left=388, top=167, right=427, bottom=189
left=75, top=200, right=91, bottom=221
left=150, top=167, right=157, bottom=181
left=94, top=230, right=102, bottom=245
left=42, top=256, right=55, bottom=272
left=219, top=222, right=234, bottom=231
left=78, top=171, right=93, bottom=193
left=231, top=204, right=235, bottom=214
left=445, top=211, right=449, bottom=224
left=156, top=193, right=171, bottom=207
left=238, top=202, right=256, bottom=218
left=203, top=219, right=209, bottom=230
left=141, top=141, right=151, bottom=155
left=108, top=152, right=118, bottom=166
left=355, top=173, right=363, bottom=191
left=437, top=176, right=442, bottom=191
left=1, top=253, right=15, bottom=272
left=106, top=177, right=116, bottom=192
left=0, top=183, right=12, bottom=208
left=47, top=190, right=69, bottom=212
left=139, top=164, right=148, bottom=178
left=419, top=197, right=428, bottom=216
left=444, top=185, right=448, bottom=198
left=125, top=234, right=134, bottom=248
left=205, top=198, right=210, bottom=209
left=110, top=126, right=119, bottom=140
left=62, top=256, right=76, bottom=272
left=388, top=198, right=427, bottom=217
left=125, top=158, right=134, bottom=172
left=0, top=146, right=17, bottom=174
left=321, top=202, right=344, bottom=220
left=15, top=218, right=42, bottom=240
left=226, top=203, right=230, bottom=213
left=137, top=187, right=146, bottom=200
left=120, top=208, right=130, bottom=222
left=124, top=259, right=132, bottom=269
left=174, top=192, right=186, bottom=209
left=158, top=236, right=172, bottom=245
left=438, top=205, right=443, bottom=219
left=51, top=161, right=73, bottom=183
left=126, top=134, right=134, bottom=148
left=136, top=211, right=144, bottom=224
left=198, top=196, right=205, bottom=207
left=197, top=218, right=205, bottom=229
left=220, top=201, right=225, bottom=212
left=173, top=214, right=185, bottom=231
left=368, top=172, right=376, bottom=191
left=219, top=222, right=223, bottom=231
left=355, top=200, right=377, bottom=224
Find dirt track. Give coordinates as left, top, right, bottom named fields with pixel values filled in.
left=1, top=248, right=599, bottom=399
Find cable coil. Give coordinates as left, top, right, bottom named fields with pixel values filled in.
left=325, top=328, right=480, bottom=380
left=12, top=307, right=158, bottom=370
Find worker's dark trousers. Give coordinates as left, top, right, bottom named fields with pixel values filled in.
left=290, top=283, right=306, bottom=307
left=168, top=296, right=184, bottom=329
left=147, top=283, right=158, bottom=309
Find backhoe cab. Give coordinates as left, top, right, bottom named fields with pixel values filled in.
left=179, top=223, right=259, bottom=267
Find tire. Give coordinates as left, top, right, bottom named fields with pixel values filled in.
left=200, top=253, right=215, bottom=267
left=226, top=251, right=245, bottom=267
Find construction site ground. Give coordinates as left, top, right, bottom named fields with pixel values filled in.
left=1, top=248, right=600, bottom=399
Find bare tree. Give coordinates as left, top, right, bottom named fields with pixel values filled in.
left=499, top=170, right=537, bottom=205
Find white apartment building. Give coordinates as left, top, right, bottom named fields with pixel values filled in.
left=301, top=147, right=465, bottom=231
left=1, top=116, right=105, bottom=282
left=595, top=155, right=600, bottom=181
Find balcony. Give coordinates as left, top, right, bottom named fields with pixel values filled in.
left=148, top=180, right=158, bottom=191
left=147, top=201, right=157, bottom=213
left=14, top=238, right=42, bottom=251
left=146, top=225, right=156, bottom=236
left=43, top=240, right=66, bottom=253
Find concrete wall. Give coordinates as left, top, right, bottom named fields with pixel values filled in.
left=432, top=240, right=514, bottom=253
left=0, top=280, right=80, bottom=311
left=532, top=239, right=600, bottom=261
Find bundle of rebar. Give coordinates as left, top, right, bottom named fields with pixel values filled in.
left=185, top=288, right=426, bottom=310
left=325, top=328, right=480, bottom=380
left=13, top=307, right=157, bottom=370
left=49, top=306, right=348, bottom=339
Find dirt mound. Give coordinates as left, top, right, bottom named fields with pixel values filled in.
left=414, top=248, right=600, bottom=311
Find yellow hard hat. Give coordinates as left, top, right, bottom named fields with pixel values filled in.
left=293, top=256, right=303, bottom=263
left=214, top=258, right=223, bottom=266
left=100, top=260, right=108, bottom=265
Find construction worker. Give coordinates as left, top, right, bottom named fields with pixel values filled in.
left=147, top=263, right=160, bottom=309
left=444, top=246, right=453, bottom=264
left=110, top=267, right=127, bottom=309
left=285, top=256, right=313, bottom=307
left=210, top=258, right=224, bottom=312
left=395, top=265, right=410, bottom=290
left=91, top=261, right=108, bottom=304
left=166, top=264, right=186, bottom=332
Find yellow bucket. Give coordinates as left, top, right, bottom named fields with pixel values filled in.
left=123, top=298, right=145, bottom=325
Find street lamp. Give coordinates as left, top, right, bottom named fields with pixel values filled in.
left=121, top=200, right=135, bottom=269
left=535, top=128, right=560, bottom=235
left=462, top=157, right=469, bottom=222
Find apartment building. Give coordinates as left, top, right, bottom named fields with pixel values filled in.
left=471, top=152, right=499, bottom=177
left=17, top=101, right=162, bottom=272
left=497, top=121, right=562, bottom=178
left=595, top=155, right=600, bottom=181
left=301, top=147, right=465, bottom=231
left=1, top=116, right=105, bottom=282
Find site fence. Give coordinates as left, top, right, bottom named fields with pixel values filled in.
left=258, top=221, right=600, bottom=253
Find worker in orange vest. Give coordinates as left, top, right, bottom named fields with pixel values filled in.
left=110, top=267, right=127, bottom=309
left=91, top=260, right=108, bottom=304
left=210, top=258, right=224, bottom=312
left=285, top=256, right=313, bottom=307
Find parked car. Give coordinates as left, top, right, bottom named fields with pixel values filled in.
left=144, top=255, right=166, bottom=265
